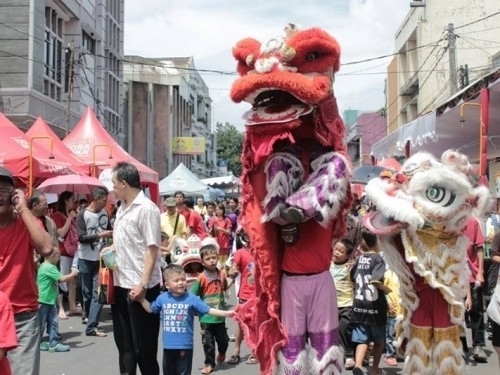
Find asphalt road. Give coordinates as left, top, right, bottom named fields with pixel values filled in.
left=41, top=301, right=500, bottom=375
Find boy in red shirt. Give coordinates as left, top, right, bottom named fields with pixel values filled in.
left=227, top=230, right=258, bottom=365
left=191, top=240, right=236, bottom=374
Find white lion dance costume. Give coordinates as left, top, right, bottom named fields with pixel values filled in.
left=364, top=150, right=491, bottom=375
left=170, top=234, right=207, bottom=287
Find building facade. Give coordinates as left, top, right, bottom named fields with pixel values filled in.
left=0, top=0, right=124, bottom=142
left=345, top=110, right=388, bottom=167
left=123, top=56, right=217, bottom=179
left=387, top=0, right=500, bottom=132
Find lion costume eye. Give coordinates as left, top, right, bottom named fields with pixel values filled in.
left=425, top=186, right=456, bottom=207
left=306, top=52, right=319, bottom=61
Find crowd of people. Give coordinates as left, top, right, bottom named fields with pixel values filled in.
left=0, top=163, right=256, bottom=375
left=1, top=161, right=500, bottom=374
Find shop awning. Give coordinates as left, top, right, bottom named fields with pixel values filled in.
left=371, top=68, right=500, bottom=162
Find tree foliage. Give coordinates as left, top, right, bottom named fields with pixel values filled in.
left=215, top=122, right=243, bottom=177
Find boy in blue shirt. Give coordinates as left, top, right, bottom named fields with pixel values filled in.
left=140, top=264, right=234, bottom=375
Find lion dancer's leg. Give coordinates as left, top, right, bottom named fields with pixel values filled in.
left=432, top=290, right=465, bottom=375
left=405, top=324, right=433, bottom=375
left=433, top=325, right=463, bottom=375
left=283, top=152, right=350, bottom=227
left=404, top=288, right=465, bottom=375
left=277, top=272, right=344, bottom=375
left=261, top=151, right=304, bottom=225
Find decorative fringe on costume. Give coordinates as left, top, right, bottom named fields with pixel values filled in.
left=262, top=152, right=304, bottom=224
left=404, top=325, right=433, bottom=375
left=307, top=344, right=344, bottom=375
left=275, top=347, right=309, bottom=375
left=286, top=152, right=350, bottom=227
left=377, top=236, right=419, bottom=351
left=401, top=228, right=469, bottom=325
left=275, top=344, right=344, bottom=375
left=404, top=325, right=464, bottom=375
left=433, top=326, right=465, bottom=375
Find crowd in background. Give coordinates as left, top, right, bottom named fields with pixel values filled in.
left=2, top=160, right=500, bottom=374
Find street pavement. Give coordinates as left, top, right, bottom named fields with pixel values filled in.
left=42, top=300, right=500, bottom=375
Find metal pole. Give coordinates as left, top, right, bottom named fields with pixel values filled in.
left=167, top=85, right=174, bottom=174
left=65, top=43, right=75, bottom=136
left=448, top=23, right=458, bottom=96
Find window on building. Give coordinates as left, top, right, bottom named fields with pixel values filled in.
left=44, top=7, right=64, bottom=102
left=82, top=31, right=96, bottom=54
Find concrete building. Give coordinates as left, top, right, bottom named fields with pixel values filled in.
left=345, top=110, right=387, bottom=166
left=387, top=0, right=500, bottom=131
left=0, top=0, right=124, bottom=142
left=123, top=56, right=216, bottom=179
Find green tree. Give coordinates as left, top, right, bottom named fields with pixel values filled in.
left=215, top=122, right=243, bottom=177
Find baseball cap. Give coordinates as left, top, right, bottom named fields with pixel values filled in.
left=0, top=167, right=14, bottom=186
left=164, top=197, right=176, bottom=207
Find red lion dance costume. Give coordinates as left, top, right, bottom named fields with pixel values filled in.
left=364, top=150, right=491, bottom=375
left=230, top=24, right=352, bottom=375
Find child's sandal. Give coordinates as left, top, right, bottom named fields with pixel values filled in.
left=201, top=365, right=213, bottom=374
left=227, top=355, right=241, bottom=364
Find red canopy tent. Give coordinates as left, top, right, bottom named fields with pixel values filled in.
left=0, top=113, right=78, bottom=188
left=26, top=117, right=90, bottom=176
left=63, top=107, right=159, bottom=201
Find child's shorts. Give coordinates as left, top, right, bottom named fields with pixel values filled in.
left=351, top=324, right=386, bottom=345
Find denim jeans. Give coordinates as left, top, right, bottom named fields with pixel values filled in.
left=163, top=349, right=193, bottom=375
left=38, top=303, right=59, bottom=345
left=9, top=310, right=40, bottom=375
left=79, top=259, right=103, bottom=334
left=385, top=316, right=397, bottom=357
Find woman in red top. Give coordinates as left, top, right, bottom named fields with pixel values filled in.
left=208, top=203, right=233, bottom=266
left=51, top=191, right=81, bottom=318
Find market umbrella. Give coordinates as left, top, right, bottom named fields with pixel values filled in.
left=36, top=174, right=106, bottom=195
left=376, top=157, right=402, bottom=172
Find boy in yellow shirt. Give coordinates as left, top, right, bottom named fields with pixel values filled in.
left=383, top=268, right=400, bottom=366
left=330, top=238, right=355, bottom=370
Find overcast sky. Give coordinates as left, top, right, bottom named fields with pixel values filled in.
left=124, top=0, right=410, bottom=130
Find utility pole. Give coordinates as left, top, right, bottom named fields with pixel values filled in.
left=447, top=23, right=458, bottom=96
left=65, top=42, right=75, bottom=136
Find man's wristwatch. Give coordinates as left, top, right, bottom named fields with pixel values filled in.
left=140, top=281, right=148, bottom=290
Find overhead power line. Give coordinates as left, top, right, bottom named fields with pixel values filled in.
left=454, top=10, right=500, bottom=30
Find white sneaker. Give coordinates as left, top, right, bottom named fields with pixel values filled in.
left=345, top=358, right=355, bottom=370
